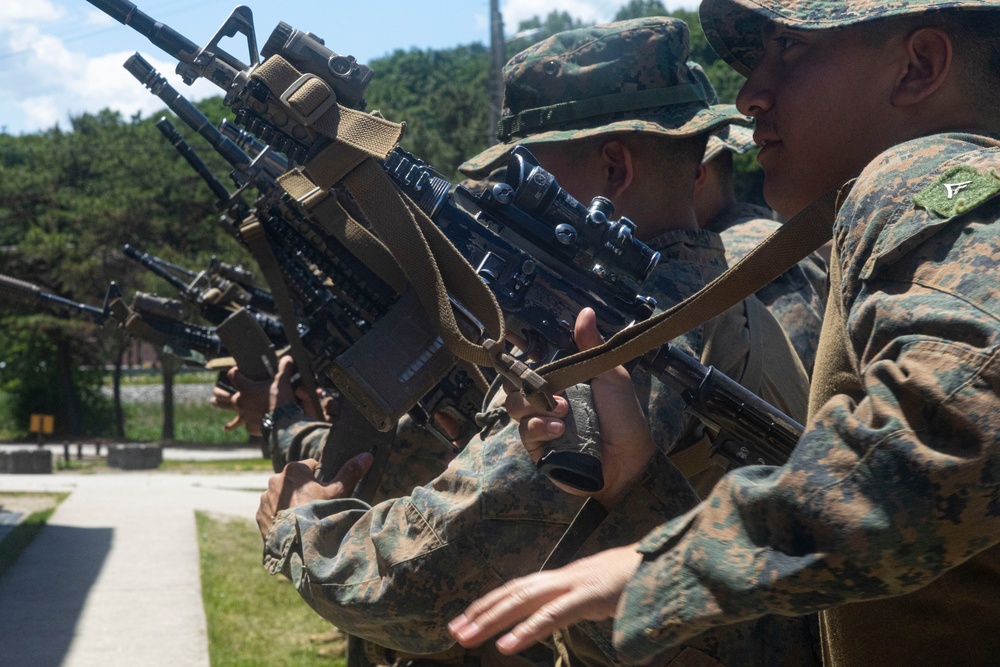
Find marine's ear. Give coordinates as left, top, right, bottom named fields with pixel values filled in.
left=890, top=26, right=952, bottom=108
left=598, top=139, right=635, bottom=199
left=694, top=162, right=709, bottom=193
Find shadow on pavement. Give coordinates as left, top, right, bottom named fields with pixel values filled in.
left=0, top=525, right=112, bottom=666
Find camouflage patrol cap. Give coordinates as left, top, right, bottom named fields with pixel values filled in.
left=688, top=60, right=756, bottom=163
left=701, top=0, right=1000, bottom=77
left=459, top=16, right=751, bottom=178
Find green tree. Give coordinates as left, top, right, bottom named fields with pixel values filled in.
left=365, top=45, right=493, bottom=179
left=0, top=103, right=249, bottom=438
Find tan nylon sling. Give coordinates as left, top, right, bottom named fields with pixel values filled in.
left=252, top=57, right=505, bottom=379
left=277, top=171, right=409, bottom=294
left=278, top=160, right=491, bottom=394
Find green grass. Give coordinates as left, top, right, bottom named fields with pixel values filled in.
left=0, top=493, right=69, bottom=579
left=124, top=402, right=248, bottom=444
left=56, top=458, right=103, bottom=473
left=117, top=370, right=219, bottom=386
left=197, top=512, right=345, bottom=667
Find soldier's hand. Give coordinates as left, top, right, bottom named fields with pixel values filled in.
left=449, top=543, right=642, bottom=654
left=210, top=385, right=246, bottom=432
left=270, top=355, right=298, bottom=412
left=505, top=308, right=655, bottom=508
left=256, top=453, right=373, bottom=539
left=224, top=366, right=272, bottom=436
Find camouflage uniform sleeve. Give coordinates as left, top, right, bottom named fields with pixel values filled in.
left=262, top=415, right=586, bottom=653
left=611, top=135, right=1000, bottom=663
left=271, top=417, right=330, bottom=465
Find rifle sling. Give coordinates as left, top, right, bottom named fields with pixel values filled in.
left=278, top=170, right=409, bottom=295
left=239, top=216, right=324, bottom=418
left=254, top=56, right=506, bottom=383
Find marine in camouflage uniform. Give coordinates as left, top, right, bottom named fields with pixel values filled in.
left=577, top=3, right=1000, bottom=667
left=263, top=17, right=812, bottom=666
left=690, top=61, right=827, bottom=373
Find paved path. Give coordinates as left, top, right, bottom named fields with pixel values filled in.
left=0, top=467, right=270, bottom=667
left=0, top=443, right=262, bottom=462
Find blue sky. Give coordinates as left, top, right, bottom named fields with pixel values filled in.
left=0, top=0, right=698, bottom=135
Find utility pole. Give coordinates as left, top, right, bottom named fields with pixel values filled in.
left=487, top=0, right=505, bottom=146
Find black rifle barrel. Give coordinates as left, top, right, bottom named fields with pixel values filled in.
left=125, top=53, right=252, bottom=175
left=156, top=117, right=233, bottom=205
left=0, top=273, right=108, bottom=324
left=123, top=244, right=191, bottom=294
left=86, top=0, right=200, bottom=63
left=218, top=120, right=290, bottom=180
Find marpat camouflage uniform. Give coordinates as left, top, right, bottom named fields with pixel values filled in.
left=705, top=203, right=827, bottom=372
left=265, top=17, right=812, bottom=666
left=263, top=225, right=812, bottom=665
left=611, top=131, right=1000, bottom=664
left=272, top=413, right=459, bottom=504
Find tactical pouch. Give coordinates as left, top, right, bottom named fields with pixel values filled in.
left=536, top=383, right=604, bottom=492
left=327, top=289, right=457, bottom=432
left=214, top=308, right=278, bottom=381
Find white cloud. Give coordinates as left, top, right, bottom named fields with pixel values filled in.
left=82, top=7, right=116, bottom=27
left=0, top=18, right=219, bottom=134
left=0, top=0, right=63, bottom=23
left=18, top=50, right=218, bottom=131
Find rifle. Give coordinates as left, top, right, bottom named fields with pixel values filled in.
left=122, top=242, right=284, bottom=343
left=0, top=274, right=226, bottom=367
left=93, top=1, right=803, bottom=487
left=384, top=148, right=803, bottom=487
left=129, top=54, right=483, bottom=444
left=0, top=273, right=113, bottom=325
left=227, top=113, right=802, bottom=485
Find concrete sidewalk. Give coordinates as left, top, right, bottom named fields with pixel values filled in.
left=0, top=467, right=271, bottom=667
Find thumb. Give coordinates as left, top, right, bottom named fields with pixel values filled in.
left=574, top=308, right=605, bottom=352
left=223, top=414, right=243, bottom=432
left=322, top=452, right=374, bottom=500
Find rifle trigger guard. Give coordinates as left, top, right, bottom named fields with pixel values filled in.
left=280, top=74, right=337, bottom=126
left=483, top=339, right=557, bottom=411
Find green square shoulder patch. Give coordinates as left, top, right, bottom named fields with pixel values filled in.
left=913, top=165, right=1000, bottom=219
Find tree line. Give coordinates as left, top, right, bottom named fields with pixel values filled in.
left=0, top=0, right=762, bottom=439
